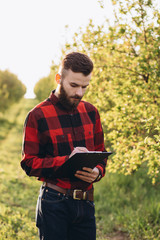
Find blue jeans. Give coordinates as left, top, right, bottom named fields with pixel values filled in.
left=36, top=186, right=96, bottom=240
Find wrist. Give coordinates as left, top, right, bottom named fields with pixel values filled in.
left=95, top=169, right=102, bottom=181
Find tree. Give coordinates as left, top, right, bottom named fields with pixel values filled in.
left=0, top=70, right=26, bottom=112
left=34, top=63, right=58, bottom=101
left=62, top=0, right=160, bottom=183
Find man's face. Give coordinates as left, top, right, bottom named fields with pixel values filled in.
left=58, top=69, right=91, bottom=111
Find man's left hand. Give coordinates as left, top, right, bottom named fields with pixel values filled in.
left=75, top=167, right=99, bottom=183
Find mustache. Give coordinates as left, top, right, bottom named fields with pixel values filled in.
left=71, top=95, right=82, bottom=99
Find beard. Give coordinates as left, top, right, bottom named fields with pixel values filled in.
left=58, top=83, right=82, bottom=111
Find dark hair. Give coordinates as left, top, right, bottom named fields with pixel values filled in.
left=61, top=52, right=93, bottom=79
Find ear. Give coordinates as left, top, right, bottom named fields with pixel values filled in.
left=55, top=73, right=61, bottom=84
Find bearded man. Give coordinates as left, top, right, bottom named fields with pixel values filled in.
left=21, top=52, right=107, bottom=240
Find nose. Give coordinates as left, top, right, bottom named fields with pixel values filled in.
left=75, top=87, right=83, bottom=97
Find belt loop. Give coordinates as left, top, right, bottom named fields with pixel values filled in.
left=86, top=191, right=89, bottom=201
left=66, top=189, right=71, bottom=197
left=83, top=191, right=87, bottom=200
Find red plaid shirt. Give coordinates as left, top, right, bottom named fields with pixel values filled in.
left=21, top=91, right=107, bottom=190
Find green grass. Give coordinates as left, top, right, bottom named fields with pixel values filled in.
left=0, top=98, right=160, bottom=240
left=0, top=98, right=40, bottom=240
left=95, top=167, right=160, bottom=239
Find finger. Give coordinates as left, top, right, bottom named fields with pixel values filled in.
left=76, top=170, right=92, bottom=177
left=75, top=170, right=92, bottom=178
left=75, top=171, right=97, bottom=183
left=82, top=167, right=93, bottom=172
left=74, top=173, right=94, bottom=183
left=75, top=170, right=97, bottom=182
left=75, top=147, right=89, bottom=152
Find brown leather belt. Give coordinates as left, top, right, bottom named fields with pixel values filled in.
left=44, top=182, right=94, bottom=201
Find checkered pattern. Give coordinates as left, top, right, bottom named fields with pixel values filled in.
left=21, top=91, right=107, bottom=190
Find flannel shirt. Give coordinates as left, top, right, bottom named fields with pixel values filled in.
left=21, top=91, right=107, bottom=190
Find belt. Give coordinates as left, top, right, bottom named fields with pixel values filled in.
left=44, top=182, right=94, bottom=201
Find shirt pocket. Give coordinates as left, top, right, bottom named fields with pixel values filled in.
left=51, top=133, right=73, bottom=156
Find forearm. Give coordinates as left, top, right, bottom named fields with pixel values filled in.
left=94, top=110, right=107, bottom=179
left=21, top=154, right=69, bottom=179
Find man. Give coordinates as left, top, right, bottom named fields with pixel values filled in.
left=21, top=52, right=107, bottom=240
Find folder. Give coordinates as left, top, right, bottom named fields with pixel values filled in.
left=55, top=151, right=112, bottom=179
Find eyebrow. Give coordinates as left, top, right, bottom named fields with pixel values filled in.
left=70, top=82, right=89, bottom=88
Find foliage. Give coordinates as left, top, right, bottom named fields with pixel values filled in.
left=34, top=63, right=58, bottom=101
left=0, top=98, right=39, bottom=240
left=0, top=70, right=26, bottom=112
left=62, top=0, right=160, bottom=184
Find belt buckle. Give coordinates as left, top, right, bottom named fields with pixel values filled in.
left=73, top=190, right=82, bottom=200
left=73, top=190, right=87, bottom=200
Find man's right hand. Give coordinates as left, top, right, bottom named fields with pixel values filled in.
left=69, top=147, right=89, bottom=158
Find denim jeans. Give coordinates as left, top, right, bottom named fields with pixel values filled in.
left=36, top=185, right=96, bottom=240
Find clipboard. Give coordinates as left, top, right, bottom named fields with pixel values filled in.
left=55, top=151, right=112, bottom=179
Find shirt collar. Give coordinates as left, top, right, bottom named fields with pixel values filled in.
left=48, top=90, right=59, bottom=105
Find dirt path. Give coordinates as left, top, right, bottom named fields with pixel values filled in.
left=106, top=231, right=130, bottom=240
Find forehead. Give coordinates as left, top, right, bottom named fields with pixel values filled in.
left=63, top=69, right=91, bottom=86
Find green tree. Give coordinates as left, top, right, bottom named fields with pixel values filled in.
left=62, top=0, right=160, bottom=183
left=0, top=70, right=26, bottom=112
left=34, top=63, right=58, bottom=101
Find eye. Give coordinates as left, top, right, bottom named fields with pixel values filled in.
left=70, top=83, right=78, bottom=88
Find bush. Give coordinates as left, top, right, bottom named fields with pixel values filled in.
left=34, top=64, right=58, bottom=101
left=0, top=70, right=26, bottom=112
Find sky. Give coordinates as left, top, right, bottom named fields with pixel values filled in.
left=0, top=0, right=114, bottom=98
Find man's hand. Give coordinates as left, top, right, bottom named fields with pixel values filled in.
left=75, top=167, right=99, bottom=183
left=69, top=147, right=89, bottom=158
left=69, top=147, right=100, bottom=182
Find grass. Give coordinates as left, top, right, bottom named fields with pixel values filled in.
left=0, top=98, right=40, bottom=240
left=95, top=167, right=160, bottom=239
left=0, top=98, right=160, bottom=239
